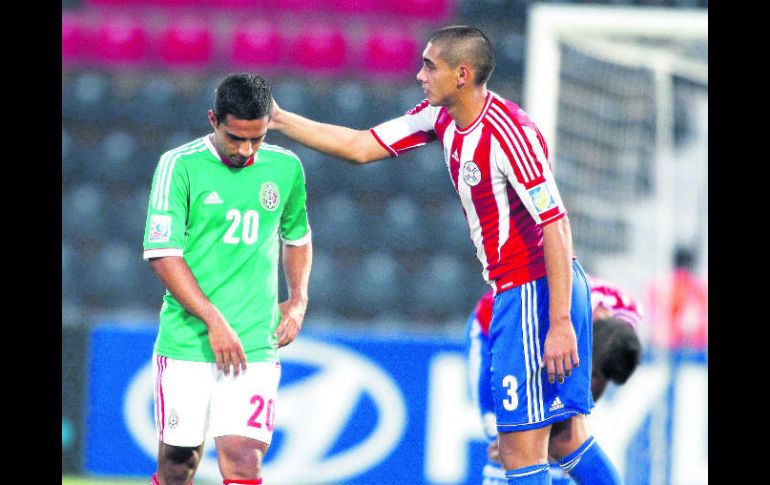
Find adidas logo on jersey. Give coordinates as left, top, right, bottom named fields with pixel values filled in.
left=204, top=191, right=223, bottom=205
left=549, top=396, right=564, bottom=412
left=452, top=150, right=460, bottom=162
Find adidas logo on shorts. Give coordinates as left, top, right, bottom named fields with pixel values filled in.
left=549, top=396, right=565, bottom=411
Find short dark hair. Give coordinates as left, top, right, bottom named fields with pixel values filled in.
left=428, top=25, right=495, bottom=86
left=592, top=317, right=642, bottom=385
left=213, top=73, right=272, bottom=122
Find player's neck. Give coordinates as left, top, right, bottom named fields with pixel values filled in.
left=448, top=87, right=489, bottom=131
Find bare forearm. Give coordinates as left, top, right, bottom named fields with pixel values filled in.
left=149, top=256, right=223, bottom=325
left=543, top=217, right=573, bottom=324
left=282, top=241, right=312, bottom=304
left=270, top=108, right=388, bottom=164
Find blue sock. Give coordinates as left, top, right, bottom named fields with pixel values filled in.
left=559, top=436, right=622, bottom=485
left=505, top=463, right=552, bottom=484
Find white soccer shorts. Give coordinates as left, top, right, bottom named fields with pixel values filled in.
left=152, top=354, right=281, bottom=447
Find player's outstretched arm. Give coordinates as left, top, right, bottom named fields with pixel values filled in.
left=274, top=241, right=312, bottom=348
left=269, top=99, right=391, bottom=164
left=148, top=256, right=247, bottom=375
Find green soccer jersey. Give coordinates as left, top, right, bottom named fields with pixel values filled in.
left=143, top=135, right=311, bottom=363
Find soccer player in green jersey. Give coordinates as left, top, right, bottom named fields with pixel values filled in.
left=142, top=73, right=312, bottom=485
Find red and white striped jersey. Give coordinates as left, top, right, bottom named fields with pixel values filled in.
left=371, top=91, right=566, bottom=293
left=587, top=275, right=644, bottom=330
left=473, top=276, right=643, bottom=337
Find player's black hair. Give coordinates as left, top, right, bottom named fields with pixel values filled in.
left=213, top=73, right=273, bottom=122
left=592, top=317, right=642, bottom=385
left=428, top=26, right=495, bottom=86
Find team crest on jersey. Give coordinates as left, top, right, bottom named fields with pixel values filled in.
left=149, top=215, right=171, bottom=242
left=528, top=185, right=556, bottom=214
left=462, top=161, right=482, bottom=186
left=260, top=182, right=280, bottom=211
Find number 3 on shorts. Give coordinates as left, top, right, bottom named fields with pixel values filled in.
left=502, top=375, right=518, bottom=410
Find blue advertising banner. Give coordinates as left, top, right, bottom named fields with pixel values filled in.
left=85, top=323, right=707, bottom=484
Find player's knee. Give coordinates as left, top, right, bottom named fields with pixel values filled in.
left=218, top=439, right=268, bottom=478
left=159, top=445, right=201, bottom=481
left=498, top=430, right=549, bottom=468
left=548, top=417, right=590, bottom=459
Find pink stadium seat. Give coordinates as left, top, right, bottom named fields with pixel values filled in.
left=90, top=16, right=149, bottom=66
left=230, top=21, right=285, bottom=71
left=267, top=0, right=328, bottom=15
left=86, top=0, right=143, bottom=6
left=291, top=26, right=348, bottom=75
left=333, top=0, right=379, bottom=16
left=388, top=0, right=452, bottom=20
left=158, top=19, right=213, bottom=67
left=142, top=0, right=204, bottom=6
left=362, top=29, right=420, bottom=79
left=209, top=0, right=263, bottom=7
left=62, top=14, right=84, bottom=65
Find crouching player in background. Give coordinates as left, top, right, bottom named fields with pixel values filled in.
left=466, top=275, right=643, bottom=484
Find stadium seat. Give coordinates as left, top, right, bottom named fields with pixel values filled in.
left=90, top=16, right=149, bottom=67
left=90, top=130, right=143, bottom=185
left=412, top=253, right=466, bottom=316
left=349, top=251, right=400, bottom=312
left=290, top=25, right=348, bottom=75
left=62, top=183, right=108, bottom=241
left=361, top=29, right=420, bottom=79
left=85, top=0, right=143, bottom=6
left=62, top=14, right=85, bottom=67
left=493, top=32, right=526, bottom=78
left=379, top=194, right=431, bottom=250
left=102, top=186, right=150, bottom=243
left=157, top=19, right=213, bottom=68
left=270, top=80, right=310, bottom=115
left=310, top=192, right=362, bottom=249
left=388, top=0, right=453, bottom=21
left=62, top=128, right=80, bottom=185
left=209, top=0, right=263, bottom=7
left=333, top=0, right=379, bottom=15
left=329, top=82, right=369, bottom=126
left=269, top=0, right=328, bottom=14
left=125, top=76, right=184, bottom=126
left=62, top=71, right=113, bottom=123
left=230, top=21, right=285, bottom=72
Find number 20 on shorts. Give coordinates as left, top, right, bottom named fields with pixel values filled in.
left=247, top=394, right=275, bottom=431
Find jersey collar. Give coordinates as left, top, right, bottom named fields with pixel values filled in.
left=204, top=134, right=255, bottom=168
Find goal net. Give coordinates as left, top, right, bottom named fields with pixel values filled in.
left=523, top=4, right=707, bottom=485
left=524, top=3, right=707, bottom=326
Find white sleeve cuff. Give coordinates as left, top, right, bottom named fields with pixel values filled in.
left=281, top=229, right=312, bottom=246
left=143, top=248, right=184, bottom=260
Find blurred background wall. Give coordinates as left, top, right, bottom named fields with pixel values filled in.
left=62, top=0, right=708, bottom=483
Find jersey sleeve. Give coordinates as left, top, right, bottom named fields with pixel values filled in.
left=369, top=100, right=440, bottom=156
left=142, top=152, right=190, bottom=260
left=493, top=124, right=566, bottom=226
left=279, top=159, right=311, bottom=246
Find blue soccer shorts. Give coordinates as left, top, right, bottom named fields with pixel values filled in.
left=489, top=260, right=594, bottom=432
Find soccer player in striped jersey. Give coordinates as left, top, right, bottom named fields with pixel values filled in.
left=467, top=278, right=643, bottom=484
left=143, top=74, right=312, bottom=485
left=270, top=25, right=620, bottom=484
